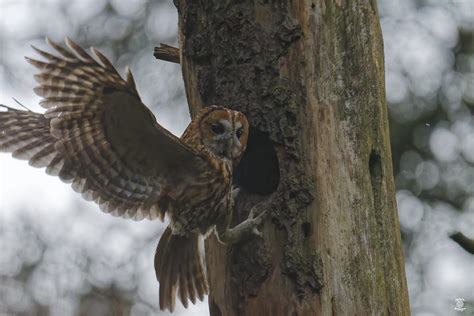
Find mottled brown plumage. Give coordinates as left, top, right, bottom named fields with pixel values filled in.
left=0, top=38, right=266, bottom=312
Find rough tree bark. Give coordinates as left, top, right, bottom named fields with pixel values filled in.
left=163, top=1, right=411, bottom=315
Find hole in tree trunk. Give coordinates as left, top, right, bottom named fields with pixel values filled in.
left=235, top=128, right=280, bottom=195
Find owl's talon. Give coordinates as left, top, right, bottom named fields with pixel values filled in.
left=216, top=204, right=269, bottom=244
left=231, top=187, right=241, bottom=199
left=251, top=227, right=263, bottom=238
left=248, top=205, right=268, bottom=238
left=249, top=204, right=269, bottom=224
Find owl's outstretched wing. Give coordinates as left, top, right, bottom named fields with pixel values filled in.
left=0, top=38, right=208, bottom=220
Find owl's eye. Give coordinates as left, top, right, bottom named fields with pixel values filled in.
left=211, top=123, right=225, bottom=135
left=236, top=127, right=244, bottom=138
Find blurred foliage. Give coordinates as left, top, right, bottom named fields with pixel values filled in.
left=381, top=1, right=474, bottom=314
left=0, top=0, right=473, bottom=315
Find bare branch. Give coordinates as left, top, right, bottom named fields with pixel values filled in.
left=154, top=44, right=180, bottom=64
left=450, top=232, right=474, bottom=255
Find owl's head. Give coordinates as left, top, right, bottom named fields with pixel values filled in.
left=192, top=106, right=249, bottom=161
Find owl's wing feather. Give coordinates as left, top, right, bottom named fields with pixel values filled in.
left=0, top=38, right=208, bottom=220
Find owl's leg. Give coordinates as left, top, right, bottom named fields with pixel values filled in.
left=215, top=204, right=268, bottom=244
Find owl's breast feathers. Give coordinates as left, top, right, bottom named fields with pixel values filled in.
left=158, top=150, right=233, bottom=236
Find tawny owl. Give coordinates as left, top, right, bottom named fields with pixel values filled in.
left=0, top=38, right=267, bottom=312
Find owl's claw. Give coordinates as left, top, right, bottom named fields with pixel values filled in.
left=247, top=204, right=269, bottom=238
left=251, top=226, right=263, bottom=238
left=216, top=204, right=269, bottom=244
left=249, top=204, right=268, bottom=222
left=231, top=187, right=241, bottom=199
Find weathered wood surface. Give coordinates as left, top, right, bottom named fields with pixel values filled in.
left=173, top=0, right=410, bottom=315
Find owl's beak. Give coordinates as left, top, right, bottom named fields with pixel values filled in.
left=230, top=135, right=242, bottom=159
left=220, top=134, right=241, bottom=160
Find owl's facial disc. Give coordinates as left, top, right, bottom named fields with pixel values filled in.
left=231, top=121, right=244, bottom=159
left=209, top=119, right=241, bottom=159
left=198, top=107, right=248, bottom=161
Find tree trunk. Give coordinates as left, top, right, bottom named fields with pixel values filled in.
left=174, top=0, right=410, bottom=315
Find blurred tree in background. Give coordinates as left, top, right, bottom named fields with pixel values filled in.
left=0, top=0, right=473, bottom=315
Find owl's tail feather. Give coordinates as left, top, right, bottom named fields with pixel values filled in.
left=155, top=226, right=208, bottom=312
